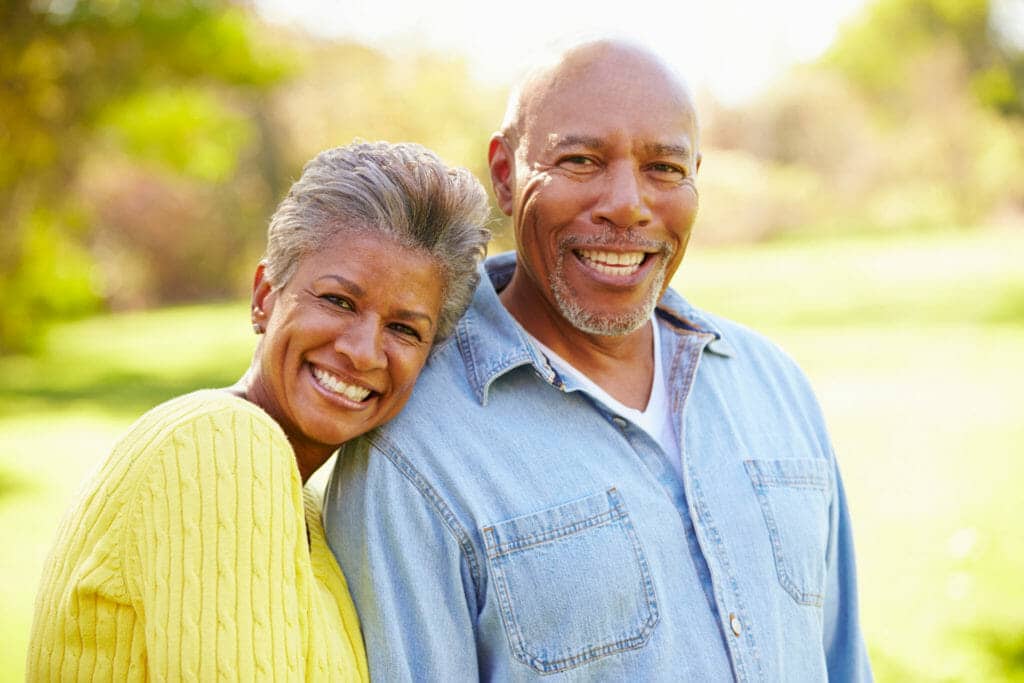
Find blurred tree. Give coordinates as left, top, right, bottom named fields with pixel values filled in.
left=826, top=0, right=1024, bottom=116
left=823, top=0, right=1024, bottom=229
left=269, top=42, right=511, bottom=247
left=701, top=0, right=1024, bottom=242
left=0, top=0, right=290, bottom=352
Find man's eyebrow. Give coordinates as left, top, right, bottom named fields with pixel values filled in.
left=547, top=134, right=605, bottom=151
left=643, top=142, right=692, bottom=160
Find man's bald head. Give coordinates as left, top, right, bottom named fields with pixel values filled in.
left=499, top=39, right=700, bottom=153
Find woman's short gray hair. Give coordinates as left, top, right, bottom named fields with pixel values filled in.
left=264, top=141, right=491, bottom=340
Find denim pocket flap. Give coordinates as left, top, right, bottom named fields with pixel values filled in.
left=744, top=458, right=831, bottom=607
left=482, top=487, right=659, bottom=674
left=745, top=458, right=831, bottom=490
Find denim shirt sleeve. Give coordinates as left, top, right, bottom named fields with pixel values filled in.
left=323, top=436, right=480, bottom=681
left=824, top=458, right=873, bottom=682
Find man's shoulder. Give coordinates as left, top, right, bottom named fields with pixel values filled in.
left=662, top=291, right=817, bottom=401
left=412, top=332, right=477, bottom=403
left=662, top=290, right=796, bottom=364
left=699, top=308, right=793, bottom=360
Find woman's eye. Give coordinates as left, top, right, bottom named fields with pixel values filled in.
left=388, top=323, right=422, bottom=341
left=321, top=294, right=354, bottom=310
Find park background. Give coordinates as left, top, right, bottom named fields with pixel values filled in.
left=2, top=0, right=1023, bottom=679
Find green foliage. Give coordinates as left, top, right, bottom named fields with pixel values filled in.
left=269, top=43, right=511, bottom=246
left=99, top=86, right=253, bottom=182
left=704, top=0, right=1024, bottom=245
left=3, top=206, right=101, bottom=347
left=0, top=3, right=513, bottom=352
left=826, top=0, right=1024, bottom=115
left=0, top=0, right=292, bottom=352
left=5, top=0, right=1024, bottom=356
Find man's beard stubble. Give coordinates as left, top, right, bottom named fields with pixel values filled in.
left=548, top=233, right=673, bottom=337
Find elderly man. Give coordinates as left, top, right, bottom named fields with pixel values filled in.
left=325, top=40, right=873, bottom=681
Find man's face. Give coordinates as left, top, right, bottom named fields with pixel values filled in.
left=502, top=54, right=700, bottom=337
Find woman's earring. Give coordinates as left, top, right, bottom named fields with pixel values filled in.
left=252, top=322, right=264, bottom=334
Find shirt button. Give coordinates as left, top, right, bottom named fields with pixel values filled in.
left=729, top=613, right=742, bottom=637
left=611, top=416, right=627, bottom=429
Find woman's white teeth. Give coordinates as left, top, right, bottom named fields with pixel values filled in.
left=312, top=366, right=371, bottom=402
left=577, top=249, right=644, bottom=275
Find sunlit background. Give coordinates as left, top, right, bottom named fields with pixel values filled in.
left=2, top=0, right=1023, bottom=680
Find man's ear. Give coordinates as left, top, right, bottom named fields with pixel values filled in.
left=251, top=261, right=276, bottom=332
left=488, top=134, right=515, bottom=216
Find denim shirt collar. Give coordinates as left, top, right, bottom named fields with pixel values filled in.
left=453, top=251, right=734, bottom=406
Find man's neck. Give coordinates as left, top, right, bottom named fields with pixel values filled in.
left=499, top=283, right=655, bottom=411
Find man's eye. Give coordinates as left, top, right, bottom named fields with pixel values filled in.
left=649, top=162, right=686, bottom=179
left=559, top=155, right=596, bottom=168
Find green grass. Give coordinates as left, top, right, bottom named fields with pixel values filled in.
left=0, top=303, right=257, bottom=419
left=2, top=229, right=1022, bottom=681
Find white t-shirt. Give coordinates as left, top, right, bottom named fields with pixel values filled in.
left=530, top=318, right=682, bottom=481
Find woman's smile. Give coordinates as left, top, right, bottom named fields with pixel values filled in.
left=309, top=363, right=375, bottom=405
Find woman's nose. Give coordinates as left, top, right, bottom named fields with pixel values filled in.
left=335, top=319, right=387, bottom=371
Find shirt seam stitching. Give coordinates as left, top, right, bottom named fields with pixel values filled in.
left=365, top=431, right=485, bottom=608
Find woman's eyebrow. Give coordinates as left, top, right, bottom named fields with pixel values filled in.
left=394, top=309, right=434, bottom=326
left=316, top=274, right=364, bottom=297
left=317, top=275, right=434, bottom=326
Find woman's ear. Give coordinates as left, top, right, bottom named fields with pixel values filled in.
left=488, top=134, right=516, bottom=216
left=251, top=262, right=276, bottom=334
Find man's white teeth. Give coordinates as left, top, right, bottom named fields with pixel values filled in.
left=312, top=366, right=371, bottom=402
left=577, top=249, right=645, bottom=275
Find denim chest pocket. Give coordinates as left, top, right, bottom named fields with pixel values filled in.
left=481, top=487, right=659, bottom=674
left=744, top=458, right=832, bottom=607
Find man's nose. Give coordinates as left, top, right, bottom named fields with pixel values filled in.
left=591, top=162, right=652, bottom=229
left=335, top=318, right=387, bottom=372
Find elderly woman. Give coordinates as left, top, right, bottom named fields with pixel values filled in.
left=27, top=142, right=490, bottom=681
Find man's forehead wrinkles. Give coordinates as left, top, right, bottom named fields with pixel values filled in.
left=538, top=132, right=692, bottom=159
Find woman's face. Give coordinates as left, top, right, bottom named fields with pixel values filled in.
left=249, top=230, right=444, bottom=461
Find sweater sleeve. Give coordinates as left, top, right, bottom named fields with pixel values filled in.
left=120, top=404, right=308, bottom=681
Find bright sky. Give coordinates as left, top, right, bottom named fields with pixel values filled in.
left=255, top=0, right=868, bottom=104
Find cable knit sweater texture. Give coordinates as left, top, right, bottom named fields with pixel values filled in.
left=27, top=390, right=368, bottom=681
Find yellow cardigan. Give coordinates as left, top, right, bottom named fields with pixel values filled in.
left=27, top=390, right=368, bottom=681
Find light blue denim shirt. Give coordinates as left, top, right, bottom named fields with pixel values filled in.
left=324, top=252, right=872, bottom=682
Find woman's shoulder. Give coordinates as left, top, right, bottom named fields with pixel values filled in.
left=109, top=389, right=292, bottom=478
left=124, top=389, right=285, bottom=445
left=138, top=388, right=272, bottom=423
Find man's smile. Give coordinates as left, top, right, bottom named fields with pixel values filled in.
left=574, top=248, right=648, bottom=276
